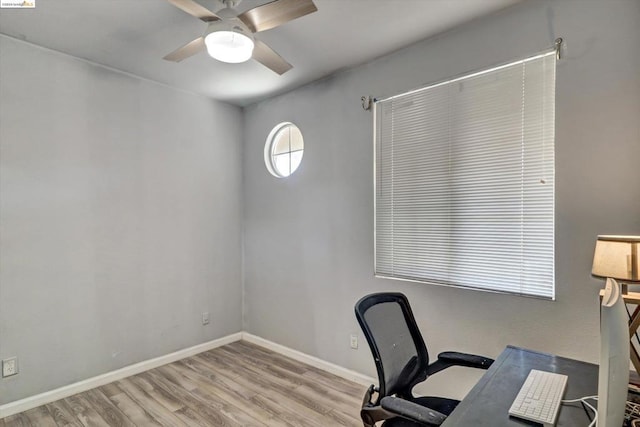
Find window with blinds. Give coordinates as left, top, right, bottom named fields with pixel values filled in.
left=374, top=51, right=556, bottom=299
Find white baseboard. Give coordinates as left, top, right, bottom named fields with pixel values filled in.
left=0, top=332, right=242, bottom=419
left=0, top=331, right=375, bottom=419
left=241, top=332, right=376, bottom=386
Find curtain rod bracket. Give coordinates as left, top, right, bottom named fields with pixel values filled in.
left=361, top=96, right=373, bottom=111
left=555, top=38, right=563, bottom=60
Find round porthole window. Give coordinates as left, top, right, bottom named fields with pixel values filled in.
left=264, top=122, right=304, bottom=178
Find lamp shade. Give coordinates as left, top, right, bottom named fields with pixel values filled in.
left=592, top=235, right=640, bottom=282
left=204, top=30, right=254, bottom=64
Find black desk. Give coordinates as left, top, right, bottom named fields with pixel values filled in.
left=442, top=345, right=598, bottom=426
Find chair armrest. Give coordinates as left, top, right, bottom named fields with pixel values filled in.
left=380, top=396, right=447, bottom=426
left=438, top=352, right=494, bottom=369
left=426, top=351, right=494, bottom=376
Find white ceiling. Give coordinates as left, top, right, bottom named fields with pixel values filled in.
left=0, top=0, right=521, bottom=106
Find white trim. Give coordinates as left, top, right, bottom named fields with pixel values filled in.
left=0, top=332, right=376, bottom=419
left=0, top=333, right=242, bottom=418
left=241, top=332, right=376, bottom=386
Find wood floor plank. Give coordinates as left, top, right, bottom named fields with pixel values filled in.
left=294, top=384, right=361, bottom=423
left=115, top=377, right=187, bottom=426
left=0, top=413, right=32, bottom=427
left=232, top=341, right=314, bottom=376
left=192, top=375, right=290, bottom=427
left=302, top=367, right=368, bottom=396
left=250, top=393, right=326, bottom=427
left=193, top=351, right=244, bottom=381
left=190, top=355, right=258, bottom=400
left=155, top=364, right=198, bottom=392
left=140, top=370, right=243, bottom=427
left=108, top=391, right=163, bottom=427
left=99, top=383, right=124, bottom=399
left=65, top=394, right=111, bottom=427
left=22, top=405, right=57, bottom=427
left=228, top=341, right=307, bottom=375
left=189, top=355, right=264, bottom=396
left=173, top=406, right=216, bottom=427
left=83, top=388, right=135, bottom=427
left=1, top=341, right=366, bottom=427
left=160, top=362, right=268, bottom=426
left=212, top=347, right=333, bottom=416
left=216, top=345, right=305, bottom=381
left=128, top=373, right=184, bottom=413
left=170, top=359, right=290, bottom=427
left=228, top=347, right=364, bottom=411
left=218, top=345, right=306, bottom=382
left=45, top=399, right=83, bottom=427
left=206, top=347, right=301, bottom=390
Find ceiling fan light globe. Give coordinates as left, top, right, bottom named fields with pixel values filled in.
left=204, top=31, right=254, bottom=63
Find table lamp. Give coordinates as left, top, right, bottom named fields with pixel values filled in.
left=592, top=235, right=640, bottom=291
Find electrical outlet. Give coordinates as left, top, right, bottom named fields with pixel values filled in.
left=202, top=312, right=210, bottom=325
left=350, top=334, right=358, bottom=349
left=2, top=357, right=18, bottom=377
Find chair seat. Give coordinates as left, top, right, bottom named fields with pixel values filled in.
left=381, top=396, right=460, bottom=427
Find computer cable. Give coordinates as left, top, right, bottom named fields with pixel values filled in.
left=580, top=400, right=594, bottom=422
left=561, top=396, right=598, bottom=427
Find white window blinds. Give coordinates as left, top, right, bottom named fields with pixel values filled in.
left=375, top=51, right=556, bottom=299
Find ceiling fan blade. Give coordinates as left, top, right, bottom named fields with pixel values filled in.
left=166, top=0, right=220, bottom=22
left=163, top=37, right=206, bottom=62
left=238, top=0, right=317, bottom=33
left=252, top=39, right=293, bottom=75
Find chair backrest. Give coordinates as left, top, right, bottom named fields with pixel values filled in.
left=355, top=292, right=430, bottom=400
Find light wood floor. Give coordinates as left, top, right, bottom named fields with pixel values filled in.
left=1, top=341, right=367, bottom=426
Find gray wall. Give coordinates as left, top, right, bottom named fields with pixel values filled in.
left=243, top=0, right=640, bottom=398
left=1, top=0, right=639, bottom=408
left=0, top=36, right=243, bottom=404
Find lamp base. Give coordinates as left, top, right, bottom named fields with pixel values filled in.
left=598, top=277, right=631, bottom=427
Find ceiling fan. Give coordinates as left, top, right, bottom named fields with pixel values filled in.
left=164, top=0, right=317, bottom=74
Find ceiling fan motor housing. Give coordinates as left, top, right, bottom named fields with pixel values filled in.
left=204, top=19, right=255, bottom=63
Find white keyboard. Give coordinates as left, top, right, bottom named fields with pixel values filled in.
left=508, top=369, right=568, bottom=426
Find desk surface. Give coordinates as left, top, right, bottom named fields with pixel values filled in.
left=442, top=345, right=598, bottom=426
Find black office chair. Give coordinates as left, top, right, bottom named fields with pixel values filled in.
left=354, top=292, right=494, bottom=427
